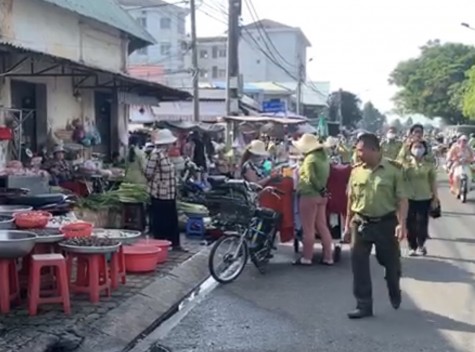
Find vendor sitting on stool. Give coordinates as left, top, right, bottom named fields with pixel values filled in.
left=44, top=145, right=73, bottom=185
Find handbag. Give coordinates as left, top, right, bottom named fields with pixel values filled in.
left=429, top=200, right=441, bottom=219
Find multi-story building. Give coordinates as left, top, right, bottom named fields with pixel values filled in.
left=239, top=19, right=311, bottom=83
left=187, top=19, right=310, bottom=86
left=184, top=36, right=227, bottom=83
left=118, top=0, right=189, bottom=73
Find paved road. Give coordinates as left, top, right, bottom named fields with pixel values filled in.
left=154, top=177, right=475, bottom=352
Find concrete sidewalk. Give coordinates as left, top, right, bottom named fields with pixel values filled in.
left=0, top=238, right=210, bottom=352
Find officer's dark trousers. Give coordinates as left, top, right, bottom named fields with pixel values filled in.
left=351, top=214, right=401, bottom=309
left=406, top=199, right=431, bottom=250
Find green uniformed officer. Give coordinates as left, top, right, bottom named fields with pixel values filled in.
left=344, top=133, right=408, bottom=319
left=381, top=126, right=402, bottom=160
left=397, top=124, right=434, bottom=163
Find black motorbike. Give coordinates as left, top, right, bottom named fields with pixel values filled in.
left=179, top=160, right=254, bottom=226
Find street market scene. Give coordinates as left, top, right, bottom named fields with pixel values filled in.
left=2, top=0, right=475, bottom=352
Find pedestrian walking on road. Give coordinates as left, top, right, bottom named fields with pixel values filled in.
left=345, top=133, right=408, bottom=319
left=402, top=140, right=439, bottom=256
left=293, top=133, right=333, bottom=266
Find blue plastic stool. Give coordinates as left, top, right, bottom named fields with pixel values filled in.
left=185, top=215, right=205, bottom=239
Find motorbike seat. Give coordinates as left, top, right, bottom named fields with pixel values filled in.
left=207, top=175, right=227, bottom=187
left=256, top=207, right=280, bottom=220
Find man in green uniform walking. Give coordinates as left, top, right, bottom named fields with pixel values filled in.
left=345, top=133, right=408, bottom=319
left=381, top=126, right=402, bottom=160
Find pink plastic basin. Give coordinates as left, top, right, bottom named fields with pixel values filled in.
left=123, top=245, right=160, bottom=273
left=134, top=239, right=171, bottom=264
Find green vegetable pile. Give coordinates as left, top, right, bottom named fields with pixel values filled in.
left=77, top=183, right=150, bottom=210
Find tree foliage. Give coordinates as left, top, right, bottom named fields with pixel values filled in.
left=389, top=40, right=475, bottom=123
left=328, top=90, right=362, bottom=128
left=390, top=118, right=403, bottom=131
left=463, top=66, right=475, bottom=118
left=361, top=102, right=386, bottom=133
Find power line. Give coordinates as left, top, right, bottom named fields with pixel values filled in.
left=243, top=0, right=297, bottom=69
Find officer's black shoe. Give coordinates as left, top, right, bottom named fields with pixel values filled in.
left=389, top=290, right=402, bottom=310
left=347, top=308, right=373, bottom=319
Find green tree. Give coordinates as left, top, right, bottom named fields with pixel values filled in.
left=462, top=66, right=475, bottom=118
left=389, top=40, right=475, bottom=123
left=361, top=102, right=386, bottom=133
left=328, top=90, right=362, bottom=128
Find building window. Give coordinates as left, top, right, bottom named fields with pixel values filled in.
left=218, top=69, right=226, bottom=78
left=137, top=47, right=148, bottom=55
left=199, top=50, right=208, bottom=59
left=212, top=66, right=218, bottom=79
left=200, top=69, right=208, bottom=78
left=212, top=46, right=218, bottom=59
left=160, top=17, right=171, bottom=29
left=137, top=16, right=147, bottom=29
left=219, top=48, right=226, bottom=57
left=160, top=43, right=171, bottom=56
left=178, top=17, right=185, bottom=34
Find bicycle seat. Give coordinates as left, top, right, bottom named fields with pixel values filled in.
left=207, top=175, right=227, bottom=187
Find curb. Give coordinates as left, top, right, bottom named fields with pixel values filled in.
left=24, top=247, right=211, bottom=352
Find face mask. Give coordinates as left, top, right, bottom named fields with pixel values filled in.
left=411, top=148, right=424, bottom=158
left=387, top=133, right=396, bottom=140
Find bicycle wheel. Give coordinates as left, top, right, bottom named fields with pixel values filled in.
left=208, top=234, right=249, bottom=284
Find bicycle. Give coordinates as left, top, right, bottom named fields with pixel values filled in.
left=208, top=184, right=283, bottom=284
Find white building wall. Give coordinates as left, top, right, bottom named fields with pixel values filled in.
left=126, top=6, right=187, bottom=72
left=1, top=0, right=126, bottom=73
left=0, top=54, right=94, bottom=130
left=239, top=29, right=307, bottom=83
left=184, top=38, right=227, bottom=84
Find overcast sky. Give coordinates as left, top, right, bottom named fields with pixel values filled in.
left=189, top=0, right=475, bottom=114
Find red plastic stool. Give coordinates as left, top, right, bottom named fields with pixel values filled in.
left=110, top=247, right=126, bottom=288
left=28, top=254, right=71, bottom=316
left=67, top=253, right=111, bottom=304
left=0, top=259, right=20, bottom=314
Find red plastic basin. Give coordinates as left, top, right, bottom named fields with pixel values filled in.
left=134, top=239, right=171, bottom=264
left=123, top=246, right=160, bottom=273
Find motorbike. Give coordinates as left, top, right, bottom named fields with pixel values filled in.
left=453, top=162, right=472, bottom=203
left=179, top=159, right=256, bottom=226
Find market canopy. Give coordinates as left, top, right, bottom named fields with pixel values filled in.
left=157, top=120, right=225, bottom=133
left=222, top=115, right=306, bottom=125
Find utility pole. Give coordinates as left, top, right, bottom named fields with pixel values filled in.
left=225, top=0, right=242, bottom=116
left=296, top=59, right=304, bottom=115
left=190, top=0, right=200, bottom=122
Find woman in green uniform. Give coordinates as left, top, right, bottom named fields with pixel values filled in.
left=293, top=134, right=333, bottom=266
left=403, top=140, right=439, bottom=256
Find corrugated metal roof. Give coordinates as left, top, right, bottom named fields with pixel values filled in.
left=39, top=0, right=155, bottom=47
left=250, top=82, right=292, bottom=94
left=276, top=81, right=329, bottom=106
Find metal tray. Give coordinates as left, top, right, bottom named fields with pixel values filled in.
left=92, top=229, right=141, bottom=245
left=59, top=242, right=121, bottom=254
left=30, top=229, right=65, bottom=244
